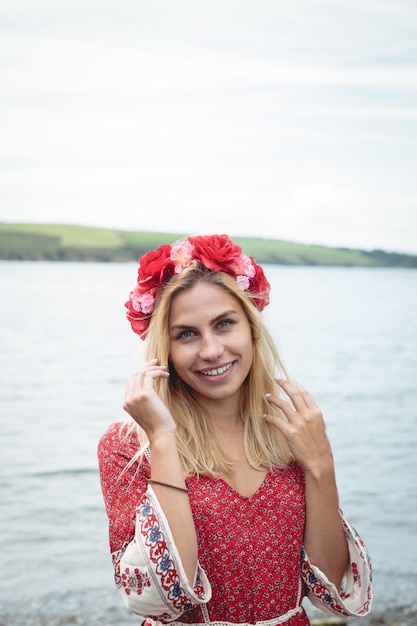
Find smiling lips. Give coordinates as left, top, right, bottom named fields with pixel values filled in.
left=199, top=362, right=234, bottom=377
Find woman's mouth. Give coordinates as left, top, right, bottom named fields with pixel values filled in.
left=199, top=362, right=234, bottom=377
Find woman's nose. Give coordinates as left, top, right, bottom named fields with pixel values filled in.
left=199, top=333, right=224, bottom=361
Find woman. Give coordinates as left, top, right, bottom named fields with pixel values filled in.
left=98, top=234, right=372, bottom=625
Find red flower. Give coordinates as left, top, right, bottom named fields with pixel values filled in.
left=137, top=244, right=175, bottom=292
left=189, top=234, right=242, bottom=274
left=250, top=260, right=271, bottom=311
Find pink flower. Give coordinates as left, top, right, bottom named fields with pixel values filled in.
left=129, top=288, right=155, bottom=315
left=236, top=275, right=250, bottom=290
left=129, top=287, right=143, bottom=313
left=138, top=292, right=155, bottom=315
left=170, top=241, right=195, bottom=273
left=239, top=255, right=255, bottom=279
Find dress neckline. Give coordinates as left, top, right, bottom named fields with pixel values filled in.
left=216, top=470, right=270, bottom=500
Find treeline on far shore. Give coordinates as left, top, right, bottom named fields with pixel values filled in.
left=1, top=222, right=416, bottom=268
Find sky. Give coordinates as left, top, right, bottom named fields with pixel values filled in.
left=1, top=0, right=417, bottom=253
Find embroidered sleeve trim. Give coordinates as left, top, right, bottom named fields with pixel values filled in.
left=301, top=512, right=373, bottom=617
left=134, top=487, right=210, bottom=617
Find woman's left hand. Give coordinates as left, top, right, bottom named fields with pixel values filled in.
left=264, top=379, right=333, bottom=476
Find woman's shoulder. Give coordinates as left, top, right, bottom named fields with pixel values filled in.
left=98, top=421, right=141, bottom=460
left=266, top=462, right=305, bottom=502
left=272, top=461, right=305, bottom=483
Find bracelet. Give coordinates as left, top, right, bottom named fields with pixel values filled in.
left=149, top=479, right=189, bottom=494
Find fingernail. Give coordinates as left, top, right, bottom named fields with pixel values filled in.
left=265, top=393, right=272, bottom=399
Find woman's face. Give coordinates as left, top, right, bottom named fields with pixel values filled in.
left=168, top=282, right=253, bottom=408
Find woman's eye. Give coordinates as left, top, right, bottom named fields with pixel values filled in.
left=218, top=319, right=234, bottom=330
left=176, top=329, right=195, bottom=340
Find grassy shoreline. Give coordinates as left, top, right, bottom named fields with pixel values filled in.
left=0, top=222, right=416, bottom=267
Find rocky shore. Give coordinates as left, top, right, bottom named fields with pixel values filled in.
left=310, top=604, right=417, bottom=626
left=1, top=605, right=416, bottom=626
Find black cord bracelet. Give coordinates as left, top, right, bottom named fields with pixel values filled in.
left=149, top=479, right=189, bottom=494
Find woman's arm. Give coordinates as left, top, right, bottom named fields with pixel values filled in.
left=302, top=459, right=348, bottom=588
left=98, top=421, right=211, bottom=619
left=123, top=359, right=198, bottom=585
left=145, top=429, right=198, bottom=584
left=263, top=380, right=349, bottom=589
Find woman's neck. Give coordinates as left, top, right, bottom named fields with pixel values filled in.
left=201, top=394, right=242, bottom=430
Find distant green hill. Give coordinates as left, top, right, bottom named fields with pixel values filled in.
left=0, top=222, right=416, bottom=267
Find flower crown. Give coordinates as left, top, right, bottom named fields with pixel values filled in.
left=125, top=234, right=271, bottom=338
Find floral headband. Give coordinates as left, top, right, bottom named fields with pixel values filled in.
left=125, top=234, right=271, bottom=338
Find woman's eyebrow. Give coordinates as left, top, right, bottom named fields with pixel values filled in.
left=170, top=309, right=239, bottom=333
left=209, top=309, right=239, bottom=325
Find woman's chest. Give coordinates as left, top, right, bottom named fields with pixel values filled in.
left=188, top=467, right=306, bottom=556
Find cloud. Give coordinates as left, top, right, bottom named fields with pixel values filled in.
left=0, top=0, right=416, bottom=253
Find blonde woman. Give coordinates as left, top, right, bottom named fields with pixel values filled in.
left=98, top=234, right=372, bottom=626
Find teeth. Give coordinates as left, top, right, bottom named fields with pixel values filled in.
left=201, top=363, right=232, bottom=376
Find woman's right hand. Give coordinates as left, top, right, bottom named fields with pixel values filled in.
left=123, top=360, right=199, bottom=585
left=123, top=358, right=176, bottom=439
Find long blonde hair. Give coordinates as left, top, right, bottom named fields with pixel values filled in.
left=125, top=264, right=293, bottom=477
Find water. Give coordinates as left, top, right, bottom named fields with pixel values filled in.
left=0, top=261, right=416, bottom=624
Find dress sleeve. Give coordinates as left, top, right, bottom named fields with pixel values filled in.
left=97, top=422, right=211, bottom=622
left=301, top=511, right=373, bottom=618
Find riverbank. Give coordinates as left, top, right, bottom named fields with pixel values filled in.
left=1, top=222, right=417, bottom=266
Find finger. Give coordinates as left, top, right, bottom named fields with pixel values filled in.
left=276, top=379, right=309, bottom=412
left=265, top=395, right=296, bottom=423
left=136, top=358, right=164, bottom=377
left=142, top=366, right=169, bottom=392
left=263, top=412, right=293, bottom=438
left=125, top=364, right=168, bottom=395
left=292, top=382, right=319, bottom=410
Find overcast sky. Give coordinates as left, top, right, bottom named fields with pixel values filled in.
left=1, top=0, right=416, bottom=253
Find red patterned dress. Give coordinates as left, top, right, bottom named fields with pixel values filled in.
left=98, top=422, right=372, bottom=625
